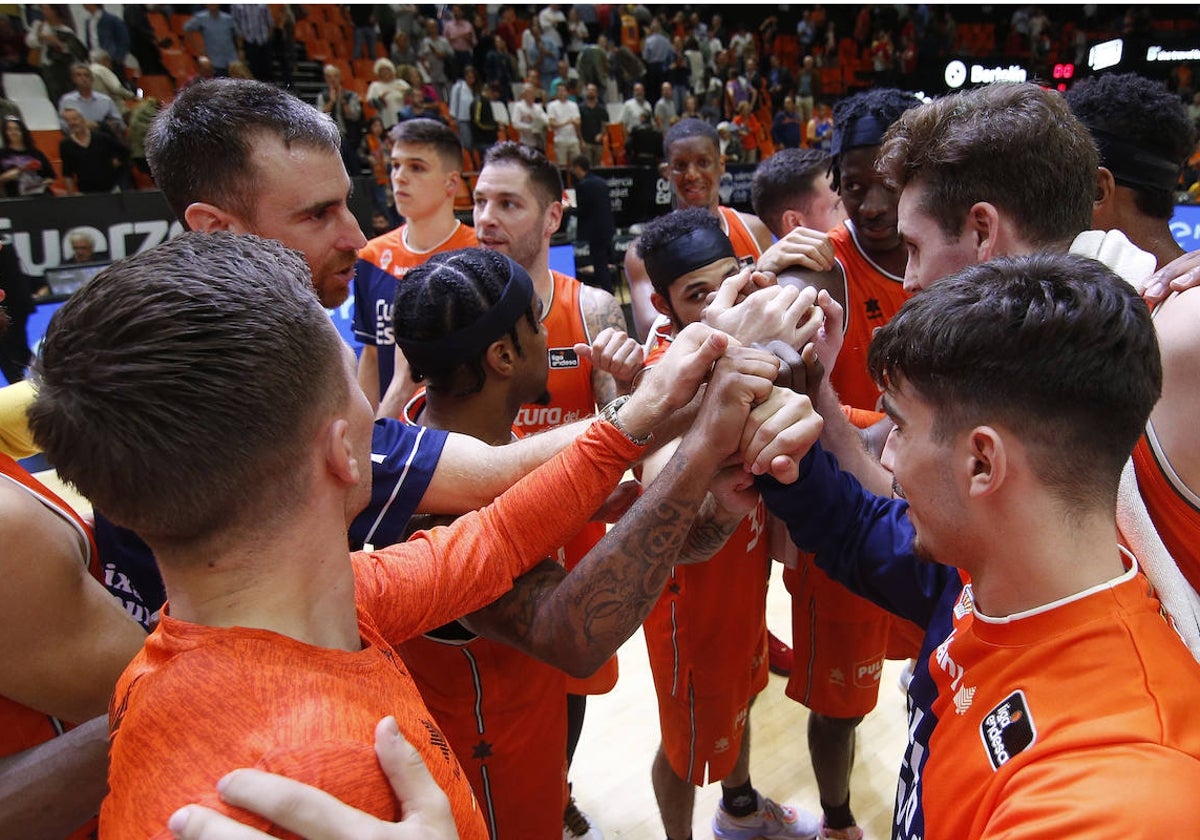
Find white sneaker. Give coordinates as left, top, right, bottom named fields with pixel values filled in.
left=563, top=796, right=603, bottom=840
left=712, top=794, right=820, bottom=840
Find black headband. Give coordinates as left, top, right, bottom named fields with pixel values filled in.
left=643, top=226, right=736, bottom=288
left=1090, top=129, right=1181, bottom=193
left=831, top=114, right=889, bottom=158
left=396, top=255, right=535, bottom=373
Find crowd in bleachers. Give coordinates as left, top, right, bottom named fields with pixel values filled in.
left=3, top=3, right=1200, bottom=209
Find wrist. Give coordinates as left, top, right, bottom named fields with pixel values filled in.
left=597, top=394, right=653, bottom=446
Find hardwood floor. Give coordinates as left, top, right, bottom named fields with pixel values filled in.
left=567, top=562, right=911, bottom=840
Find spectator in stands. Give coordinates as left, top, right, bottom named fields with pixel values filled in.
left=419, top=18, right=453, bottom=101
left=495, top=6, right=522, bottom=54
left=26, top=5, right=89, bottom=104
left=390, top=29, right=417, bottom=68
left=570, top=154, right=616, bottom=293
left=654, top=82, right=677, bottom=131
left=577, top=33, right=610, bottom=94
left=122, top=6, right=170, bottom=77
left=366, top=58, right=411, bottom=129
left=772, top=96, right=804, bottom=150
left=0, top=115, right=55, bottom=197
left=347, top=5, right=378, bottom=61
left=579, top=83, right=608, bottom=166
left=316, top=63, right=365, bottom=177
left=402, top=64, right=439, bottom=106
left=510, top=82, right=548, bottom=151
left=231, top=4, right=274, bottom=83
left=183, top=5, right=242, bottom=77
left=547, top=81, right=582, bottom=167
left=358, top=116, right=393, bottom=223
left=471, top=81, right=501, bottom=157
left=548, top=58, right=577, bottom=99
left=59, top=106, right=127, bottom=194
left=807, top=101, right=833, bottom=152
left=126, top=95, right=159, bottom=177
left=680, top=93, right=701, bottom=122
left=449, top=65, right=478, bottom=163
left=81, top=3, right=130, bottom=69
left=269, top=4, right=295, bottom=89
left=443, top=5, right=477, bottom=81
left=641, top=20, right=673, bottom=95
left=621, top=81, right=653, bottom=137
left=64, top=228, right=98, bottom=263
left=0, top=15, right=30, bottom=73
left=566, top=7, right=588, bottom=65
left=58, top=62, right=125, bottom=140
left=523, top=19, right=556, bottom=83
left=717, top=120, right=743, bottom=163
left=484, top=35, right=517, bottom=102
left=88, top=49, right=136, bottom=116
left=766, top=55, right=793, bottom=112
left=612, top=37, right=648, bottom=103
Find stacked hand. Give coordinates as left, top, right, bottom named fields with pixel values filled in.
left=704, top=269, right=825, bottom=351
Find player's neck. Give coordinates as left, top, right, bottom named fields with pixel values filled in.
left=1116, top=216, right=1186, bottom=272
left=419, top=388, right=517, bottom=447
left=154, top=506, right=362, bottom=651
left=529, top=253, right=553, bottom=302
left=964, top=504, right=1124, bottom=618
left=402, top=210, right=459, bottom=253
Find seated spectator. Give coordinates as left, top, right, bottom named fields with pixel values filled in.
left=366, top=58, right=411, bottom=128
left=0, top=115, right=55, bottom=197
left=59, top=106, right=128, bottom=194
left=64, top=228, right=98, bottom=263
left=58, top=62, right=126, bottom=141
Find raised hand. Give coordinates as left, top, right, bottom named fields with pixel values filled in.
left=574, top=327, right=645, bottom=394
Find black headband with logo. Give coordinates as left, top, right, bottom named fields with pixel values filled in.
left=643, top=226, right=736, bottom=288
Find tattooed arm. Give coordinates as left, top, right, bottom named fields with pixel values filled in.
left=580, top=284, right=633, bottom=404
left=460, top=346, right=822, bottom=678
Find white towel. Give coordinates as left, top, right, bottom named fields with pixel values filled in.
left=1069, top=229, right=1159, bottom=293
left=1116, top=456, right=1200, bottom=662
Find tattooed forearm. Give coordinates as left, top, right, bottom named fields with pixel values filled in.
left=469, top=446, right=719, bottom=676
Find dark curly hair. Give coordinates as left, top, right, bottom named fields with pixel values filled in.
left=635, top=207, right=727, bottom=298
left=830, top=87, right=922, bottom=191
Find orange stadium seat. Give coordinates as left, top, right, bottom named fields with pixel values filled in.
left=159, top=49, right=196, bottom=83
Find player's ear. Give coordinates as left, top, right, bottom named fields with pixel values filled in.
left=184, top=202, right=247, bottom=234
left=967, top=202, right=1003, bottom=263
left=650, top=291, right=673, bottom=318
left=544, top=199, right=564, bottom=239
left=964, top=425, right=1006, bottom=498
left=324, top=418, right=361, bottom=486
left=485, top=338, right=516, bottom=377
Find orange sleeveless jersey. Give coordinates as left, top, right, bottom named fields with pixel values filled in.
left=827, top=221, right=910, bottom=411
left=719, top=205, right=765, bottom=263
left=514, top=269, right=614, bottom=693
left=1133, top=430, right=1200, bottom=591
left=0, top=454, right=103, bottom=840
left=639, top=336, right=771, bottom=784
left=399, top=390, right=569, bottom=838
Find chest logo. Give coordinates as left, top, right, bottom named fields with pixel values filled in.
left=549, top=347, right=581, bottom=369
left=980, top=690, right=1037, bottom=770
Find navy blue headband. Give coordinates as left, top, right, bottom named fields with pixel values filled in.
left=831, top=113, right=890, bottom=158
left=1090, top=129, right=1181, bottom=193
left=396, top=255, right=535, bottom=372
left=643, top=226, right=736, bottom=288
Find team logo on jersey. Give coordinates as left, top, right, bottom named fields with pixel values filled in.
left=380, top=249, right=393, bottom=271
left=980, top=690, right=1037, bottom=770
left=549, top=347, right=581, bottom=369
left=953, top=585, right=975, bottom=620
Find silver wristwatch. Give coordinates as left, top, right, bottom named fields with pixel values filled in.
left=597, top=394, right=653, bottom=446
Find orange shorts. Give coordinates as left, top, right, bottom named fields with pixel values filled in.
left=783, top=557, right=924, bottom=718
left=643, top=516, right=770, bottom=785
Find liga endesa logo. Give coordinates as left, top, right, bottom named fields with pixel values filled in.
left=980, top=690, right=1037, bottom=770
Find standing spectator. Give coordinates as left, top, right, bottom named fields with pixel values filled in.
left=569, top=155, right=615, bottom=293
left=358, top=116, right=394, bottom=223
left=620, top=81, right=653, bottom=136
left=0, top=115, right=55, bottom=197
left=771, top=95, right=803, bottom=149
left=231, top=4, right=274, bottom=83
left=81, top=3, right=130, bottom=69
left=795, top=55, right=818, bottom=128
left=641, top=20, right=673, bottom=95
left=57, top=62, right=124, bottom=141
left=796, top=10, right=816, bottom=52
left=510, top=82, right=548, bottom=150
left=576, top=34, right=610, bottom=94
left=26, top=5, right=88, bottom=104
left=270, top=4, right=296, bottom=89
left=183, top=5, right=242, bottom=77
left=347, top=5, right=378, bottom=61
left=724, top=67, right=753, bottom=121
left=316, top=64, right=365, bottom=176
left=494, top=6, right=522, bottom=54
left=443, top=5, right=477, bottom=81
left=375, top=4, right=396, bottom=56
left=683, top=36, right=705, bottom=98
left=524, top=19, right=559, bottom=82
left=59, top=106, right=127, bottom=194
left=539, top=4, right=568, bottom=42
left=0, top=14, right=30, bottom=72
left=653, top=82, right=677, bottom=131
left=365, top=58, right=411, bottom=129
left=548, top=57, right=577, bottom=98
left=123, top=5, right=169, bottom=76
left=728, top=23, right=754, bottom=72
left=766, top=55, right=793, bottom=112
left=578, top=83, right=608, bottom=165
left=680, top=93, right=701, bottom=121
left=390, top=29, right=417, bottom=68
left=449, top=65, right=478, bottom=162
left=419, top=19, right=452, bottom=101
left=89, top=48, right=137, bottom=116
left=565, top=7, right=588, bottom=65
left=471, top=82, right=501, bottom=157
left=484, top=35, right=516, bottom=101
left=126, top=94, right=159, bottom=177
left=546, top=82, right=581, bottom=167
left=613, top=43, right=647, bottom=103
left=733, top=99, right=762, bottom=164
